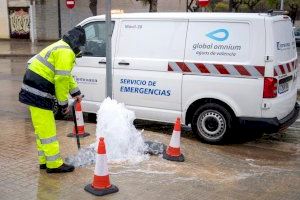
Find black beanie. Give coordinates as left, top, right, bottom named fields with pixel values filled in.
left=63, top=26, right=86, bottom=53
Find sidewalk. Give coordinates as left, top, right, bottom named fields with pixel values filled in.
left=0, top=40, right=51, bottom=58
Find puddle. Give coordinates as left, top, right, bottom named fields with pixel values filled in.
left=65, top=141, right=167, bottom=167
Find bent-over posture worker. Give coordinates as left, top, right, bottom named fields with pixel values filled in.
left=19, top=26, right=86, bottom=173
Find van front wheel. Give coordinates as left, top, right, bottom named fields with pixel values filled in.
left=191, top=103, right=233, bottom=144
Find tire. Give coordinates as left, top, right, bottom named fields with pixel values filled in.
left=191, top=103, right=234, bottom=144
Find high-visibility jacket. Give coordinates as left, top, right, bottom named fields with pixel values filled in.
left=19, top=40, right=81, bottom=110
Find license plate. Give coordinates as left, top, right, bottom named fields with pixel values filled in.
left=278, top=82, right=289, bottom=94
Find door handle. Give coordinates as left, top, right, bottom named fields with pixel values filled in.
left=118, top=62, right=130, bottom=66
left=98, top=61, right=106, bottom=64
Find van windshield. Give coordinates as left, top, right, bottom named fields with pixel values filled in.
left=273, top=20, right=297, bottom=63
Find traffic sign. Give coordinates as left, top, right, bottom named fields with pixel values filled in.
left=197, top=0, right=210, bottom=7
left=66, top=0, right=75, bottom=9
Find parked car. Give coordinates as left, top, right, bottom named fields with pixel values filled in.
left=70, top=13, right=299, bottom=144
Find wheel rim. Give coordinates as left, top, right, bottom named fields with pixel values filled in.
left=197, top=110, right=226, bottom=140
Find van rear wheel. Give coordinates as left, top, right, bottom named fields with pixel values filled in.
left=191, top=103, right=233, bottom=144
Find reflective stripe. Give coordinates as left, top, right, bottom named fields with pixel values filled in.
left=35, top=55, right=71, bottom=76
left=40, top=136, right=58, bottom=144
left=224, top=64, right=240, bottom=76
left=38, top=151, right=45, bottom=156
left=45, top=45, right=72, bottom=60
left=58, top=100, right=68, bottom=106
left=70, top=87, right=80, bottom=95
left=75, top=111, right=84, bottom=126
left=94, top=154, right=109, bottom=176
left=168, top=62, right=181, bottom=72
left=35, top=54, right=55, bottom=72
left=169, top=130, right=181, bottom=148
left=35, top=45, right=72, bottom=74
left=55, top=70, right=71, bottom=75
left=186, top=62, right=201, bottom=74
left=22, top=84, right=54, bottom=99
left=46, top=153, right=61, bottom=161
left=27, top=55, right=37, bottom=64
left=205, top=63, right=220, bottom=74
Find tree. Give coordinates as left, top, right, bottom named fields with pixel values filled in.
left=231, top=0, right=243, bottom=12
left=239, top=3, right=250, bottom=12
left=136, top=0, right=158, bottom=12
left=89, top=0, right=97, bottom=16
left=215, top=1, right=229, bottom=11
left=266, top=0, right=279, bottom=9
left=229, top=0, right=233, bottom=11
left=285, top=0, right=299, bottom=24
left=243, top=0, right=261, bottom=11
left=208, top=0, right=223, bottom=12
left=254, top=0, right=271, bottom=12
left=265, top=0, right=299, bottom=24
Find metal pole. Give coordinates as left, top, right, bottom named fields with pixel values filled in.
left=105, top=0, right=112, bottom=98
left=58, top=0, right=62, bottom=38
left=69, top=9, right=72, bottom=30
left=30, top=1, right=35, bottom=43
left=186, top=0, right=188, bottom=12
left=229, top=0, right=233, bottom=12
left=280, top=0, right=284, bottom=10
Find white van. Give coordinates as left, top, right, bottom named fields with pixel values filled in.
left=72, top=12, right=299, bottom=143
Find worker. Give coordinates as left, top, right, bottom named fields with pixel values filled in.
left=19, top=26, right=86, bottom=173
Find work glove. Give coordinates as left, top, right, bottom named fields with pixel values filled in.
left=62, top=106, right=71, bottom=115
left=73, top=95, right=83, bottom=103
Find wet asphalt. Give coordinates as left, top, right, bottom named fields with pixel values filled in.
left=0, top=56, right=299, bottom=200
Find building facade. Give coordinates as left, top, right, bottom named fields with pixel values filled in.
left=0, top=0, right=186, bottom=41
left=0, top=1, right=299, bottom=41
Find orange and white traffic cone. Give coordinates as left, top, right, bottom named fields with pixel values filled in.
left=67, top=101, right=90, bottom=137
left=163, top=117, right=185, bottom=162
left=84, top=137, right=119, bottom=196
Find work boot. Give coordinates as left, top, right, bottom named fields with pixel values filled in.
left=39, top=164, right=46, bottom=169
left=46, top=163, right=75, bottom=173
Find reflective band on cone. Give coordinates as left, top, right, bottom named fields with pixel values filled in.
left=169, top=130, right=181, bottom=147
left=163, top=117, right=185, bottom=162
left=84, top=137, right=119, bottom=196
left=75, top=110, right=84, bottom=127
left=94, top=155, right=109, bottom=177
left=67, top=102, right=90, bottom=138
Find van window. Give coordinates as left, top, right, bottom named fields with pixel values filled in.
left=116, top=20, right=187, bottom=71
left=273, top=20, right=297, bottom=63
left=185, top=21, right=250, bottom=63
left=82, top=21, right=114, bottom=57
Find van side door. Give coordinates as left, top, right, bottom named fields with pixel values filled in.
left=113, top=19, right=188, bottom=123
left=183, top=20, right=264, bottom=119
left=73, top=21, right=115, bottom=105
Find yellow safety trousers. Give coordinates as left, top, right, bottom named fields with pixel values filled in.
left=29, top=106, right=63, bottom=169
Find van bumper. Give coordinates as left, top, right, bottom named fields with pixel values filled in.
left=238, top=103, right=299, bottom=133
